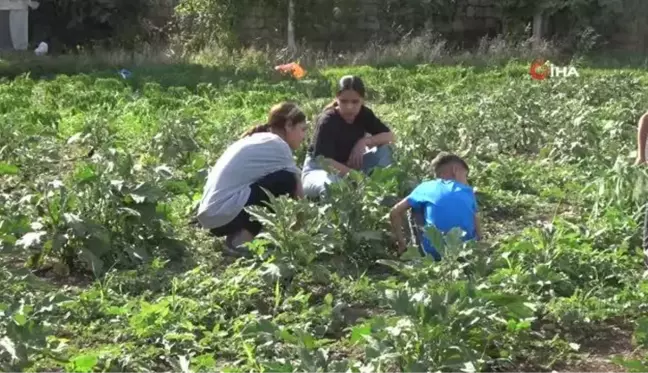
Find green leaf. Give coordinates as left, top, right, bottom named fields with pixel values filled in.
left=124, top=245, right=151, bottom=263
left=612, top=357, right=648, bottom=373
left=129, top=182, right=164, bottom=203
left=12, top=313, right=27, bottom=326
left=0, top=163, right=19, bottom=175
left=424, top=225, right=446, bottom=254
left=634, top=317, right=648, bottom=347
left=191, top=354, right=216, bottom=371
left=298, top=331, right=316, bottom=350
left=73, top=164, right=97, bottom=183
left=400, top=245, right=424, bottom=261
left=351, top=323, right=371, bottom=344
left=63, top=213, right=87, bottom=237
left=324, top=293, right=333, bottom=306
left=280, top=329, right=298, bottom=344
left=79, top=247, right=105, bottom=275
left=71, top=354, right=98, bottom=373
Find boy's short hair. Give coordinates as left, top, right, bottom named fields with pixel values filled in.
left=430, top=151, right=469, bottom=176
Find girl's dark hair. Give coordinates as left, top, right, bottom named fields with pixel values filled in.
left=241, top=102, right=306, bottom=138
left=324, top=75, right=366, bottom=111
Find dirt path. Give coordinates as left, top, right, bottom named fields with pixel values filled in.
left=556, top=321, right=643, bottom=372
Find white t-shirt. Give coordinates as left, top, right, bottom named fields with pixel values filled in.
left=197, top=132, right=300, bottom=229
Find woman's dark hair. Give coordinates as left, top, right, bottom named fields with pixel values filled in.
left=241, top=102, right=306, bottom=138
left=324, top=75, right=366, bottom=110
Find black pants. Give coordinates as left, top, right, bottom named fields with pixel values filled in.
left=210, top=169, right=297, bottom=238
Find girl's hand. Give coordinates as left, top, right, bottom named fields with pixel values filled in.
left=347, top=138, right=367, bottom=170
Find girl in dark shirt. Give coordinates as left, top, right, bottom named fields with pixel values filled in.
left=302, top=75, right=395, bottom=198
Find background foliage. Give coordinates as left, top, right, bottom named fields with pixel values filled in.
left=23, top=0, right=647, bottom=53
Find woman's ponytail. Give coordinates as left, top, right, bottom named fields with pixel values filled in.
left=239, top=102, right=306, bottom=139
left=241, top=123, right=270, bottom=138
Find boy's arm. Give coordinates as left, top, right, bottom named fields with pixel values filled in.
left=472, top=190, right=482, bottom=241
left=636, top=112, right=648, bottom=164
left=389, top=198, right=411, bottom=254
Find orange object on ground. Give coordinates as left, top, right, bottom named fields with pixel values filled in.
left=275, top=62, right=306, bottom=79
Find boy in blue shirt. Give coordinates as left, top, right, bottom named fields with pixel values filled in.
left=389, top=152, right=481, bottom=260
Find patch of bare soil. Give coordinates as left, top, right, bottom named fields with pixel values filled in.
left=2, top=254, right=94, bottom=288
left=562, top=355, right=627, bottom=372
left=34, top=265, right=95, bottom=288
left=502, top=319, right=643, bottom=373
left=556, top=320, right=643, bottom=372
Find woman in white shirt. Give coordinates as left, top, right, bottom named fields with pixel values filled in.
left=197, top=102, right=307, bottom=255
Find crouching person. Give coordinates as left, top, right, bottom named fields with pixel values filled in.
left=196, top=102, right=307, bottom=255
left=302, top=75, right=395, bottom=199
left=389, top=152, right=482, bottom=260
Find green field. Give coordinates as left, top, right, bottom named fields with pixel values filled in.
left=3, top=59, right=648, bottom=372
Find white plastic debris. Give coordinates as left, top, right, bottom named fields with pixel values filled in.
left=34, top=41, right=48, bottom=56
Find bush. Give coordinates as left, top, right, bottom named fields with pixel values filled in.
left=29, top=0, right=165, bottom=51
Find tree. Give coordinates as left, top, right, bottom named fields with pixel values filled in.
left=287, top=0, right=296, bottom=51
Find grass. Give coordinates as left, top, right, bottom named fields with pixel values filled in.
left=3, top=41, right=648, bottom=372
left=0, top=33, right=636, bottom=79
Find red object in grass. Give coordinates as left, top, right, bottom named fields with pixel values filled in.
left=275, top=62, right=306, bottom=79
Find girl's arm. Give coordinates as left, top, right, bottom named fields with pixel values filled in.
left=326, top=158, right=352, bottom=176
left=637, top=112, right=648, bottom=164
left=365, top=131, right=395, bottom=148
left=363, top=107, right=396, bottom=147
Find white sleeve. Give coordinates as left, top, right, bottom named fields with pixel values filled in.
left=266, top=138, right=300, bottom=175
left=280, top=143, right=301, bottom=175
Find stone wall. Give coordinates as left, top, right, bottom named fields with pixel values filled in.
left=456, top=0, right=501, bottom=32
left=236, top=0, right=503, bottom=50
left=237, top=4, right=284, bottom=47
left=164, top=0, right=648, bottom=53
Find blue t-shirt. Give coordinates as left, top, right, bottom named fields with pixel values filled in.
left=406, top=178, right=478, bottom=260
